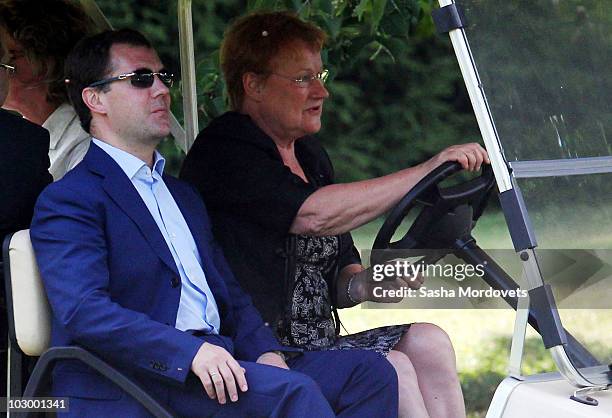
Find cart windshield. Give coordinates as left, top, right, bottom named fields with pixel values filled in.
left=456, top=0, right=611, bottom=384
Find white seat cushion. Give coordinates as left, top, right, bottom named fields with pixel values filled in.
left=7, top=229, right=51, bottom=356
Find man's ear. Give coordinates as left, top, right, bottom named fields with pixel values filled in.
left=81, top=87, right=107, bottom=116
left=242, top=72, right=264, bottom=102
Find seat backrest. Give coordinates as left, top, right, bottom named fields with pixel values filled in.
left=3, top=229, right=51, bottom=356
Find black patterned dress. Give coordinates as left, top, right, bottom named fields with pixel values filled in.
left=184, top=112, right=411, bottom=355
left=276, top=235, right=410, bottom=356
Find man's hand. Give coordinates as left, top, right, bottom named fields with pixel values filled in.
left=191, top=342, right=248, bottom=404
left=256, top=351, right=289, bottom=369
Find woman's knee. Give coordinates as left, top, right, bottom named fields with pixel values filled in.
left=400, top=323, right=455, bottom=357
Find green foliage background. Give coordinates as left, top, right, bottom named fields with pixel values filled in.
left=94, top=0, right=479, bottom=178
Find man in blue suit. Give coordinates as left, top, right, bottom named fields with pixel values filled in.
left=30, top=29, right=398, bottom=417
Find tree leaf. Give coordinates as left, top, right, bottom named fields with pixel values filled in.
left=353, top=0, right=371, bottom=21
left=370, top=0, right=388, bottom=33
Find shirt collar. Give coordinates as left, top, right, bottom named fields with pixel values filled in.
left=43, top=103, right=81, bottom=149
left=92, top=138, right=165, bottom=180
left=209, top=111, right=318, bottom=176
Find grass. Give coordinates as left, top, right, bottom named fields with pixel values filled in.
left=344, top=211, right=611, bottom=416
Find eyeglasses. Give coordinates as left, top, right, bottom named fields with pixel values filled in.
left=0, top=63, right=15, bottom=75
left=270, top=69, right=329, bottom=88
left=87, top=68, right=174, bottom=89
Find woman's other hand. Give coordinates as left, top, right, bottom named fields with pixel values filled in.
left=426, top=143, right=490, bottom=172
left=367, top=264, right=424, bottom=303
left=256, top=351, right=290, bottom=369
left=346, top=265, right=424, bottom=304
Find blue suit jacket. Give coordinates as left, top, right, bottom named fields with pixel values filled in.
left=30, top=143, right=290, bottom=401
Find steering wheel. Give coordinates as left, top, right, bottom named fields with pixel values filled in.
left=371, top=161, right=495, bottom=265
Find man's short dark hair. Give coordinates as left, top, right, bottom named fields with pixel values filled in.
left=0, top=0, right=93, bottom=107
left=65, top=29, right=152, bottom=134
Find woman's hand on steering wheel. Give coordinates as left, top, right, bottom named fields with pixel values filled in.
left=426, top=143, right=490, bottom=172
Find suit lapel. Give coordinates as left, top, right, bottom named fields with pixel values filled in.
left=86, top=144, right=179, bottom=276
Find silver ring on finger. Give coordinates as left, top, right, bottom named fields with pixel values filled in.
left=209, top=369, right=219, bottom=377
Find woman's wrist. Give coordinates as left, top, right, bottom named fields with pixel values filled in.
left=346, top=274, right=360, bottom=304
left=346, top=272, right=368, bottom=304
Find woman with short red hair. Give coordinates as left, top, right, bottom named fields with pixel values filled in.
left=182, top=11, right=488, bottom=418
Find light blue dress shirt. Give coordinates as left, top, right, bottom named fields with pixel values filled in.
left=93, top=139, right=220, bottom=333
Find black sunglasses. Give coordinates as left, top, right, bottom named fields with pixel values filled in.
left=88, top=68, right=174, bottom=89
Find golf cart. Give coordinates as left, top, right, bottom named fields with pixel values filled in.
left=2, top=1, right=610, bottom=417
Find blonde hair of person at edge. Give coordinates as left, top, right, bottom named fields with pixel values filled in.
left=0, top=0, right=94, bottom=180
left=181, top=10, right=490, bottom=418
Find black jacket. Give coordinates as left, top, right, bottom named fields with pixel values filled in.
left=0, top=109, right=52, bottom=243
left=180, top=112, right=360, bottom=323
